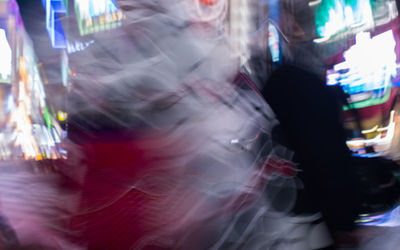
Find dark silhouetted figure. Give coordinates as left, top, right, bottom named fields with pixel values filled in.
left=262, top=65, right=361, bottom=232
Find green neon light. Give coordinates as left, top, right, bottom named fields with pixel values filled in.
left=343, top=86, right=391, bottom=110
left=43, top=106, right=52, bottom=130
left=315, top=0, right=373, bottom=38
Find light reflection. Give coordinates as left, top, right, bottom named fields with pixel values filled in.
left=347, top=111, right=396, bottom=154
left=0, top=7, right=65, bottom=161
left=0, top=29, right=12, bottom=84
left=358, top=205, right=400, bottom=227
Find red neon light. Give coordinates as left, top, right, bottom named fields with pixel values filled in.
left=200, top=0, right=218, bottom=5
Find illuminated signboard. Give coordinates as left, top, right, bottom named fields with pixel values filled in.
left=43, top=0, right=67, bottom=49
left=315, top=0, right=374, bottom=41
left=0, top=29, right=12, bottom=84
left=66, top=39, right=94, bottom=54
left=75, top=0, right=123, bottom=36
left=327, top=30, right=397, bottom=106
left=268, top=23, right=280, bottom=63
left=370, top=0, right=398, bottom=26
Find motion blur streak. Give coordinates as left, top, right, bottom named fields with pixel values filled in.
left=60, top=0, right=303, bottom=249
left=0, top=161, right=82, bottom=249
left=0, top=0, right=308, bottom=249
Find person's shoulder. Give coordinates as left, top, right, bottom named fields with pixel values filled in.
left=277, top=65, right=320, bottom=79
left=267, top=64, right=319, bottom=88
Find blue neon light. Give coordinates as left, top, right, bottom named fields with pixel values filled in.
left=44, top=0, right=67, bottom=49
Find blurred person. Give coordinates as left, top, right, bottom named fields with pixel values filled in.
left=48, top=0, right=400, bottom=249
left=262, top=64, right=361, bottom=231
left=55, top=0, right=357, bottom=249
left=61, top=0, right=293, bottom=249
left=259, top=3, right=400, bottom=248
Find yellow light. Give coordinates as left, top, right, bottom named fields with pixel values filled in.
left=361, top=111, right=395, bottom=134
left=347, top=140, right=365, bottom=148
left=377, top=110, right=396, bottom=132
left=57, top=110, right=67, bottom=121
left=362, top=125, right=378, bottom=134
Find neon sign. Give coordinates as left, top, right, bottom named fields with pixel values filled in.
left=66, top=39, right=94, bottom=54
left=0, top=29, right=12, bottom=84
left=43, top=0, right=67, bottom=49
left=315, top=0, right=374, bottom=41
left=75, top=0, right=123, bottom=36
left=327, top=30, right=397, bottom=105
left=200, top=0, right=218, bottom=5
left=268, top=23, right=280, bottom=63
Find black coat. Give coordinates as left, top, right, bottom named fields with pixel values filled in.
left=261, top=65, right=360, bottom=231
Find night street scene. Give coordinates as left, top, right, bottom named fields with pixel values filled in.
left=2, top=0, right=400, bottom=249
